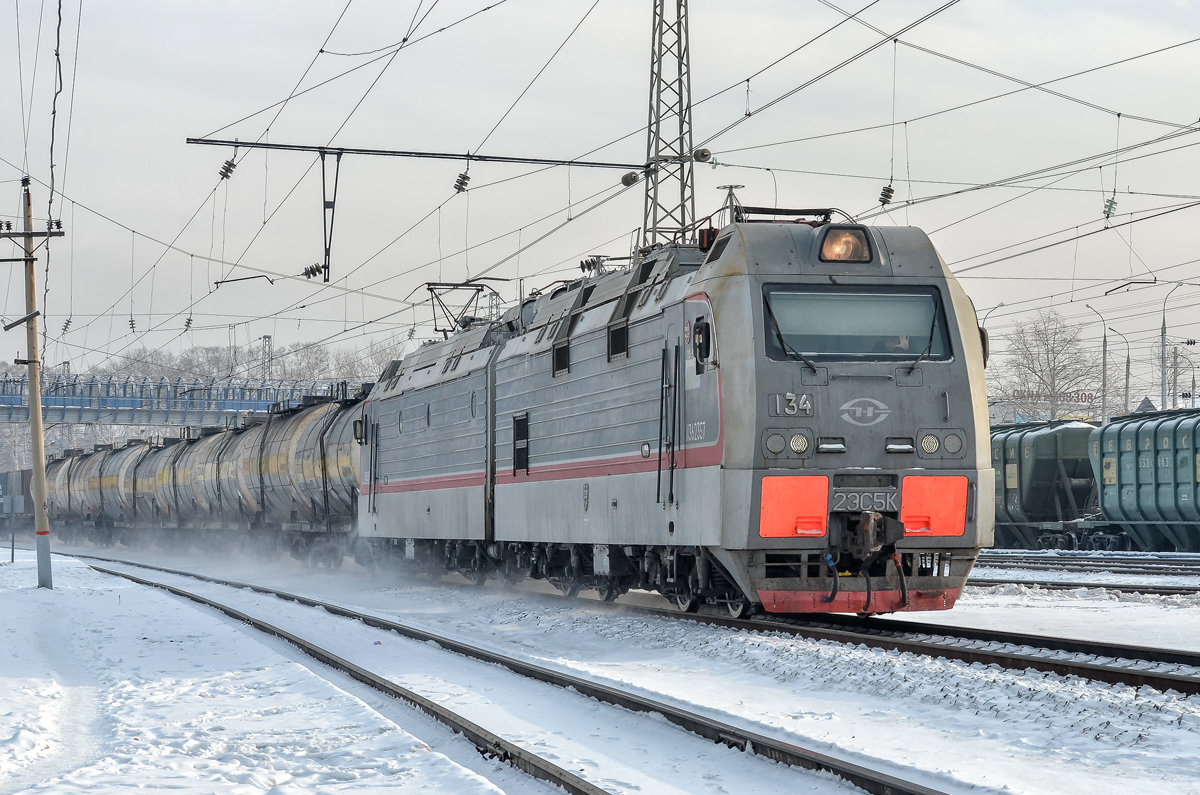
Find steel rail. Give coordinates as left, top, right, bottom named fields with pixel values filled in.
left=86, top=559, right=947, bottom=795
left=976, top=558, right=1200, bottom=574
left=976, top=551, right=1200, bottom=572
left=968, top=577, right=1200, bottom=596
left=89, top=564, right=606, bottom=795
left=667, top=612, right=1200, bottom=694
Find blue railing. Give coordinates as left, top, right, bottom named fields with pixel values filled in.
left=0, top=372, right=358, bottom=425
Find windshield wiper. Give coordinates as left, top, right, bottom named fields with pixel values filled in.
left=906, top=294, right=941, bottom=375
left=763, top=298, right=818, bottom=373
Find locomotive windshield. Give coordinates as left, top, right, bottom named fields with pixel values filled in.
left=763, top=286, right=950, bottom=360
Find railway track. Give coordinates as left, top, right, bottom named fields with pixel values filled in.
left=975, top=550, right=1200, bottom=577
left=35, top=544, right=1200, bottom=698
left=966, top=577, right=1200, bottom=596
left=87, top=557, right=950, bottom=795
left=624, top=605, right=1200, bottom=696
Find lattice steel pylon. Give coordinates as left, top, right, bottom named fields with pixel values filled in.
left=642, top=0, right=696, bottom=248
left=260, top=335, right=273, bottom=380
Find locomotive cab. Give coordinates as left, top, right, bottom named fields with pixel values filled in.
left=691, top=213, right=993, bottom=614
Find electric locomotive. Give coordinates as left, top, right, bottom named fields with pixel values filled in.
left=357, top=206, right=993, bottom=615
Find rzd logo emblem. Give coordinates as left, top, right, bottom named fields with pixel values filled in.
left=840, top=397, right=891, bottom=426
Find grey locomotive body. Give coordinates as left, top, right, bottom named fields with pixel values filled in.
left=359, top=214, right=993, bottom=615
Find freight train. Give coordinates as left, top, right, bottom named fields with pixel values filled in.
left=37, top=388, right=363, bottom=563
left=12, top=208, right=995, bottom=615
left=992, top=412, right=1200, bottom=552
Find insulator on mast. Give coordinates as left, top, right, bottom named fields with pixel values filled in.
left=879, top=184, right=895, bottom=206
left=218, top=159, right=237, bottom=180
left=454, top=171, right=470, bottom=193
left=1103, top=196, right=1118, bottom=218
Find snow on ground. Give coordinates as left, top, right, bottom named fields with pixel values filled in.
left=3, top=542, right=1200, bottom=794
left=0, top=551, right=562, bottom=794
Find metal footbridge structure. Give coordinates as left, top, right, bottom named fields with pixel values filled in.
left=0, top=371, right=361, bottom=427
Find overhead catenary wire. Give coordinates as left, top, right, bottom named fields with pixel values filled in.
left=79, top=1, right=478, bottom=368
left=13, top=4, right=1200, bottom=382
left=819, top=0, right=1194, bottom=131
left=199, top=1, right=512, bottom=140
left=696, top=0, right=964, bottom=150
left=188, top=1, right=956, bottom=360
left=719, top=36, right=1200, bottom=158
left=23, top=0, right=1128, bottom=369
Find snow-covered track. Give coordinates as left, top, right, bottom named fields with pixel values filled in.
left=646, top=609, right=1200, bottom=695
left=88, top=563, right=605, bottom=795
left=966, top=577, right=1200, bottom=596
left=975, top=551, right=1200, bottom=577
left=87, top=559, right=946, bottom=795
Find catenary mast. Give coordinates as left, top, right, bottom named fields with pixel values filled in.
left=642, top=0, right=697, bottom=247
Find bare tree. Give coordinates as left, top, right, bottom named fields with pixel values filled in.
left=92, top=346, right=180, bottom=378
left=331, top=335, right=412, bottom=382
left=990, top=310, right=1100, bottom=421
left=175, top=345, right=238, bottom=379
left=272, top=342, right=332, bottom=381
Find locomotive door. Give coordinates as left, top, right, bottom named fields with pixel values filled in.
left=658, top=339, right=682, bottom=510
left=659, top=297, right=720, bottom=539
left=367, top=421, right=379, bottom=515
left=658, top=303, right=691, bottom=538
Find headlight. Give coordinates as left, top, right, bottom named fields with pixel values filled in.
left=820, top=227, right=871, bottom=262
left=790, top=434, right=809, bottom=454
left=920, top=434, right=940, bottom=454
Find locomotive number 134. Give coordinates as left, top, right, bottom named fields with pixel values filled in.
left=769, top=392, right=814, bottom=417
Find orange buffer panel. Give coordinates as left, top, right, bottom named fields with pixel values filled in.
left=900, top=475, right=968, bottom=537
left=760, top=475, right=829, bottom=537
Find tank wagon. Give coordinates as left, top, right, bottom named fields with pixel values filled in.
left=358, top=209, right=994, bottom=615
left=42, top=390, right=362, bottom=560
left=990, top=411, right=1200, bottom=552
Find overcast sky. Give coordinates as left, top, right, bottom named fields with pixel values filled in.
left=4, top=0, right=1200, bottom=389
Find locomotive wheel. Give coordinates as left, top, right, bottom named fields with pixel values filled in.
left=599, top=579, right=621, bottom=602
left=726, top=596, right=754, bottom=619
left=672, top=589, right=699, bottom=613
left=672, top=568, right=701, bottom=613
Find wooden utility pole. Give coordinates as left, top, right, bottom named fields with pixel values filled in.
left=2, top=177, right=63, bottom=588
